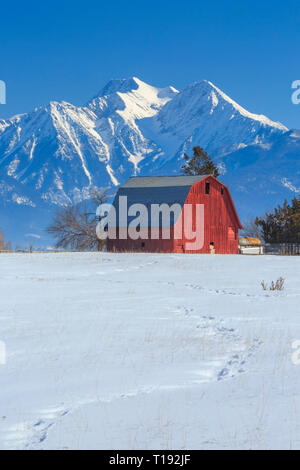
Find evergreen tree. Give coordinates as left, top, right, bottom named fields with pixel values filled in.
left=181, top=146, right=220, bottom=178
left=255, top=196, right=300, bottom=243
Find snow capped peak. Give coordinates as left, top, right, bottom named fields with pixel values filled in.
left=163, top=79, right=287, bottom=132
left=94, top=76, right=178, bottom=104
left=152, top=79, right=289, bottom=160
left=203, top=80, right=288, bottom=131
left=98, top=77, right=140, bottom=97
left=88, top=77, right=179, bottom=123
left=115, top=78, right=179, bottom=119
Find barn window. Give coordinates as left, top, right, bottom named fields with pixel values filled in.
left=221, top=186, right=224, bottom=195
left=205, top=182, right=210, bottom=194
left=141, top=242, right=145, bottom=248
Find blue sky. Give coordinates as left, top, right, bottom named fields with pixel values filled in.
left=0, top=0, right=299, bottom=128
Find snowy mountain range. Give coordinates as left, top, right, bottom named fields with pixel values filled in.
left=0, top=76, right=299, bottom=246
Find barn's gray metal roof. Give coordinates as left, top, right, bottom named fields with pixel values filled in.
left=122, top=176, right=208, bottom=188
left=111, top=176, right=208, bottom=227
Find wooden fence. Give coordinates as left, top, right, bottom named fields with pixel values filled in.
left=264, top=243, right=300, bottom=255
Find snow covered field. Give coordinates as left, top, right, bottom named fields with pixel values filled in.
left=0, top=252, right=299, bottom=450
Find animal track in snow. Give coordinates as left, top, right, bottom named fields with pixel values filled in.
left=175, top=305, right=263, bottom=384
left=217, top=338, right=263, bottom=382
left=25, top=408, right=70, bottom=449
left=185, top=283, right=267, bottom=298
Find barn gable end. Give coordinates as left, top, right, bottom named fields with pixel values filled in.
left=181, top=175, right=243, bottom=254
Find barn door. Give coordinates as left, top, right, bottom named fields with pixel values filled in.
left=228, top=227, right=236, bottom=239
left=176, top=240, right=185, bottom=253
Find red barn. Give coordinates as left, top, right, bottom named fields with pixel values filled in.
left=106, top=175, right=243, bottom=254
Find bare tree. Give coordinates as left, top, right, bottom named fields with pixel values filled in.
left=47, top=188, right=108, bottom=251
left=0, top=231, right=12, bottom=251
left=4, top=240, right=12, bottom=251
left=241, top=217, right=262, bottom=239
